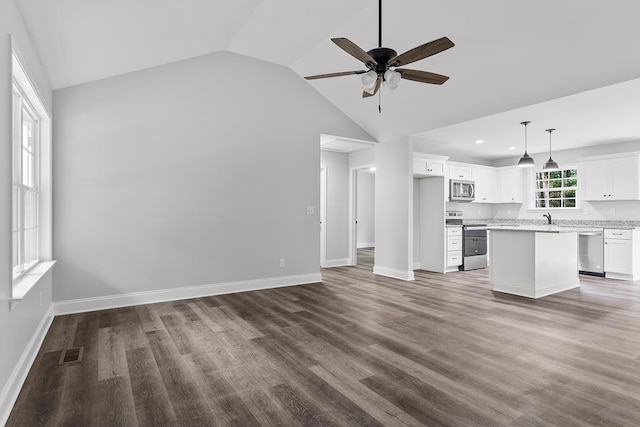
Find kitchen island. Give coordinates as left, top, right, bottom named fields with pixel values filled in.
left=488, top=225, right=600, bottom=298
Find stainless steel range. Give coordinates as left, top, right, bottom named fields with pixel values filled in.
left=462, top=223, right=488, bottom=270
left=445, top=211, right=488, bottom=271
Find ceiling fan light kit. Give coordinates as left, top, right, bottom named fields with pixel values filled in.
left=304, top=0, right=454, bottom=107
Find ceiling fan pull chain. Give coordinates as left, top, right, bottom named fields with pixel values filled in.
left=378, top=90, right=382, bottom=114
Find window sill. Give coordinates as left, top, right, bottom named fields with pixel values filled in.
left=10, top=260, right=56, bottom=311
left=527, top=207, right=583, bottom=212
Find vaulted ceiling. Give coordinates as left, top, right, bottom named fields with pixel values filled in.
left=16, top=0, right=640, bottom=152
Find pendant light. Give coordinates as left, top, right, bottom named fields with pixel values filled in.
left=517, top=121, right=535, bottom=168
left=543, top=128, right=560, bottom=171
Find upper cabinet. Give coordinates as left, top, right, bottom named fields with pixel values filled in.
left=413, top=154, right=447, bottom=177
left=472, top=167, right=498, bottom=203
left=448, top=164, right=472, bottom=180
left=497, top=167, right=524, bottom=203
left=582, top=155, right=640, bottom=201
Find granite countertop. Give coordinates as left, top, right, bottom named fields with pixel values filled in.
left=467, top=219, right=640, bottom=230
left=488, top=225, right=604, bottom=233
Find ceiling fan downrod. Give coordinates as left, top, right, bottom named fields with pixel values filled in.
left=378, top=0, right=382, bottom=48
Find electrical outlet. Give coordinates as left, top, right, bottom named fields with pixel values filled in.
left=609, top=207, right=616, bottom=215
left=279, top=258, right=285, bottom=268
left=306, top=206, right=314, bottom=215
left=507, top=209, right=512, bottom=215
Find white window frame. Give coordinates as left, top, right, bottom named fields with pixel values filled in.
left=12, top=82, right=41, bottom=280
left=528, top=164, right=581, bottom=211
left=10, top=43, right=54, bottom=306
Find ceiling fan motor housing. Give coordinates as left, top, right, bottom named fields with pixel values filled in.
left=367, top=47, right=398, bottom=74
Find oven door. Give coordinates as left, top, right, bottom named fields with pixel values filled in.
left=464, top=229, right=487, bottom=256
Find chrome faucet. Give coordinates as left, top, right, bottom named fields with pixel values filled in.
left=543, top=212, right=552, bottom=224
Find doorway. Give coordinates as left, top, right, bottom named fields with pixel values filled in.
left=320, top=167, right=327, bottom=267
left=349, top=166, right=376, bottom=267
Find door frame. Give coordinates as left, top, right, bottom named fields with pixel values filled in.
left=320, top=166, right=327, bottom=267
left=348, top=163, right=376, bottom=265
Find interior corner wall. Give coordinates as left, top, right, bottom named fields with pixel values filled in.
left=356, top=171, right=375, bottom=248
left=52, top=50, right=371, bottom=305
left=320, top=151, right=350, bottom=265
left=0, top=0, right=54, bottom=423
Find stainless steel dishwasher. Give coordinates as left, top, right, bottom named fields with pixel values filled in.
left=578, top=229, right=604, bottom=276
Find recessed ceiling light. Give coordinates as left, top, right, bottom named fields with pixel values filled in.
left=369, top=167, right=376, bottom=171
left=475, top=140, right=484, bottom=144
left=508, top=146, right=516, bottom=150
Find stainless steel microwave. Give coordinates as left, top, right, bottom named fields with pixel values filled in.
left=450, top=179, right=475, bottom=202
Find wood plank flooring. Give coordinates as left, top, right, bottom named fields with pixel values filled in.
left=8, top=248, right=640, bottom=426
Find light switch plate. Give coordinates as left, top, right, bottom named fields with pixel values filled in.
left=306, top=206, right=314, bottom=215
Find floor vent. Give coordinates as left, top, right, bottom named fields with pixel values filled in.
left=59, top=347, right=84, bottom=366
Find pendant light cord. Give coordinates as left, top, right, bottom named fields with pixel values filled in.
left=521, top=121, right=531, bottom=153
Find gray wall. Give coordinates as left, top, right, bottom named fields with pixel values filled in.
left=52, top=50, right=371, bottom=302
left=320, top=151, right=350, bottom=264
left=0, top=0, right=53, bottom=421
left=356, top=170, right=375, bottom=247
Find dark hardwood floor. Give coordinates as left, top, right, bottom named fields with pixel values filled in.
left=8, top=248, right=640, bottom=426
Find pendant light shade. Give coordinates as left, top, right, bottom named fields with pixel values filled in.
left=517, top=121, right=535, bottom=168
left=543, top=128, right=560, bottom=171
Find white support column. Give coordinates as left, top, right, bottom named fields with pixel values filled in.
left=373, top=137, right=415, bottom=281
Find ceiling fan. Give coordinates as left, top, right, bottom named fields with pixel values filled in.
left=305, top=0, right=454, bottom=101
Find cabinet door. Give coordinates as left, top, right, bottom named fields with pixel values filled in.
left=449, top=165, right=472, bottom=180
left=609, top=157, right=640, bottom=200
left=426, top=160, right=445, bottom=176
left=472, top=168, right=497, bottom=203
left=582, top=160, right=608, bottom=201
left=604, top=239, right=633, bottom=274
left=499, top=168, right=523, bottom=203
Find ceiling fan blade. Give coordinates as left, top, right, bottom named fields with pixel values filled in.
left=389, top=37, right=455, bottom=67
left=332, top=38, right=378, bottom=66
left=397, top=69, right=449, bottom=85
left=304, top=70, right=366, bottom=80
left=362, top=76, right=382, bottom=98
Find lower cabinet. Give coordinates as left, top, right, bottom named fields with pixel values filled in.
left=446, top=226, right=463, bottom=271
left=604, top=229, right=640, bottom=281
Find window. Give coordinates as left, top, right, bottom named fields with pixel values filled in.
left=533, top=168, right=578, bottom=209
left=12, top=82, right=41, bottom=278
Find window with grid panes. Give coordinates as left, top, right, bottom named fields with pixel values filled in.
left=12, top=82, right=40, bottom=279
left=534, top=169, right=578, bottom=208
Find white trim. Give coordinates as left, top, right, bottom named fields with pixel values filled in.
left=492, top=279, right=580, bottom=299
left=53, top=273, right=322, bottom=315
left=11, top=261, right=56, bottom=309
left=373, top=265, right=415, bottom=281
left=0, top=305, right=54, bottom=426
left=605, top=272, right=640, bottom=281
left=413, top=262, right=421, bottom=270
left=324, top=258, right=350, bottom=267
left=356, top=242, right=375, bottom=249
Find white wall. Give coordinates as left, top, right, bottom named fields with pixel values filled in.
left=52, top=50, right=371, bottom=306
left=320, top=151, right=350, bottom=265
left=349, top=146, right=375, bottom=169
left=492, top=140, right=640, bottom=221
left=374, top=137, right=414, bottom=280
left=356, top=170, right=375, bottom=248
left=0, top=0, right=54, bottom=423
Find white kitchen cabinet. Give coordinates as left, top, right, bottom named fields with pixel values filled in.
left=583, top=155, right=640, bottom=201
left=449, top=165, right=472, bottom=180
left=446, top=226, right=463, bottom=270
left=497, top=167, right=524, bottom=203
left=413, top=158, right=445, bottom=177
left=472, top=167, right=498, bottom=203
left=604, top=228, right=640, bottom=281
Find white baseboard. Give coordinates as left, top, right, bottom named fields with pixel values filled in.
left=373, top=265, right=415, bottom=281
left=324, top=258, right=350, bottom=268
left=492, top=279, right=580, bottom=299
left=0, top=305, right=54, bottom=426
left=54, top=273, right=322, bottom=315
left=356, top=243, right=375, bottom=249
